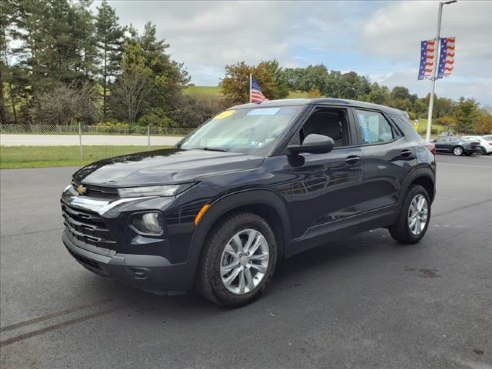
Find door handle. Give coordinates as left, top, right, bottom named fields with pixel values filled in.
left=400, top=149, right=413, bottom=158
left=345, top=155, right=360, bottom=164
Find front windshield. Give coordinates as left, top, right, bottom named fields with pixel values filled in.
left=180, top=106, right=303, bottom=155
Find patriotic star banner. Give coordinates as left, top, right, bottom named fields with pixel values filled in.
left=437, top=37, right=455, bottom=78
left=418, top=37, right=455, bottom=80
left=418, top=40, right=436, bottom=80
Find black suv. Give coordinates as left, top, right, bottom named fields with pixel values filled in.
left=61, top=98, right=436, bottom=307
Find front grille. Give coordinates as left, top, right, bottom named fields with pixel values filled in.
left=61, top=202, right=116, bottom=249
left=72, top=181, right=119, bottom=199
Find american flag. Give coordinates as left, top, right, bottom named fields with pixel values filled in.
left=437, top=37, right=455, bottom=79
left=418, top=40, right=436, bottom=80
left=250, top=77, right=269, bottom=103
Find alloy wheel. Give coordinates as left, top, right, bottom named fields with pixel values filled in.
left=220, top=229, right=269, bottom=295
left=407, top=194, right=429, bottom=236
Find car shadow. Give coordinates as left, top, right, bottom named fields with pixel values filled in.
left=81, top=228, right=402, bottom=320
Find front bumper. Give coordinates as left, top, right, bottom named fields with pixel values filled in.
left=62, top=230, right=195, bottom=295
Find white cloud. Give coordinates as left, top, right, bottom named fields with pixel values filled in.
left=104, top=0, right=492, bottom=105
left=360, top=0, right=492, bottom=104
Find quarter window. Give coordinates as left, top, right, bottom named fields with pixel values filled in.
left=356, top=110, right=396, bottom=144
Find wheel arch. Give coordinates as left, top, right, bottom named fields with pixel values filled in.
left=411, top=175, right=435, bottom=203
left=186, top=189, right=291, bottom=275
left=400, top=168, right=436, bottom=204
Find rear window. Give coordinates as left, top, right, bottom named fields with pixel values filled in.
left=355, top=110, right=397, bottom=144
left=390, top=115, right=422, bottom=141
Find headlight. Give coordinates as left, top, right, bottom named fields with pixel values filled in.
left=130, top=212, right=164, bottom=236
left=118, top=184, right=192, bottom=198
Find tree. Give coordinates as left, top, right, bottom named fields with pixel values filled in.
left=300, top=64, right=329, bottom=92
left=221, top=61, right=251, bottom=104
left=32, top=82, right=97, bottom=125
left=166, top=94, right=227, bottom=128
left=95, top=0, right=124, bottom=119
left=109, top=71, right=154, bottom=124
left=7, top=0, right=97, bottom=125
left=473, top=111, right=492, bottom=134
left=72, top=0, right=97, bottom=81
left=364, top=83, right=389, bottom=105
left=390, top=86, right=412, bottom=101
left=119, top=23, right=190, bottom=114
left=453, top=97, right=481, bottom=133
left=221, top=60, right=289, bottom=104
left=258, top=59, right=289, bottom=99
left=0, top=0, right=12, bottom=124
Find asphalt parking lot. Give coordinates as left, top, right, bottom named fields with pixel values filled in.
left=1, top=154, right=491, bottom=369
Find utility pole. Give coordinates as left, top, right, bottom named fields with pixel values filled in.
left=425, top=0, right=457, bottom=143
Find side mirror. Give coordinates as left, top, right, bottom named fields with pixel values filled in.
left=288, top=134, right=335, bottom=155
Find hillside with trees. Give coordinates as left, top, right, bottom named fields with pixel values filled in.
left=1, top=0, right=490, bottom=134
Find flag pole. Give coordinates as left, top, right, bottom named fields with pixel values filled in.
left=249, top=73, right=252, bottom=103
left=425, top=0, right=457, bottom=143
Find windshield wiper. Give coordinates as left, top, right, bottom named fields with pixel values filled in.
left=199, top=147, right=231, bottom=152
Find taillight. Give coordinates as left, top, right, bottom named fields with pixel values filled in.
left=489, top=142, right=492, bottom=145
left=426, top=142, right=436, bottom=156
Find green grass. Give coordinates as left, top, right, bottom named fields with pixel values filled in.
left=0, top=145, right=169, bottom=169
left=413, top=119, right=448, bottom=137
left=185, top=86, right=310, bottom=100
left=185, top=85, right=223, bottom=97
left=287, top=90, right=309, bottom=98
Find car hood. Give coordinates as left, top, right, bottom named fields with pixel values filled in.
left=73, top=148, right=264, bottom=187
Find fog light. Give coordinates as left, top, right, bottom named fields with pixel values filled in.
left=130, top=212, right=164, bottom=236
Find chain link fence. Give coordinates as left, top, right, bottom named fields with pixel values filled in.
left=0, top=124, right=195, bottom=164
left=0, top=124, right=194, bottom=136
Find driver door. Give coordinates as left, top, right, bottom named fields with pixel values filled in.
left=285, top=106, right=363, bottom=255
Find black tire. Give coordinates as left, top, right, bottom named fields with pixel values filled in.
left=196, top=212, right=277, bottom=307
left=453, top=146, right=463, bottom=156
left=480, top=146, right=487, bottom=155
left=389, top=185, right=431, bottom=245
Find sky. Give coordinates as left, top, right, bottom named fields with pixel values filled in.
left=102, top=0, right=492, bottom=106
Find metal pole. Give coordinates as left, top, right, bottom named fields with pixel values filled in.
left=249, top=73, right=252, bottom=103
left=78, top=122, right=83, bottom=159
left=425, top=2, right=444, bottom=143
left=147, top=125, right=150, bottom=147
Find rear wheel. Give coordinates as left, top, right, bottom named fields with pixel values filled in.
left=480, top=146, right=487, bottom=155
left=453, top=146, right=463, bottom=156
left=196, top=212, right=277, bottom=307
left=389, top=185, right=431, bottom=244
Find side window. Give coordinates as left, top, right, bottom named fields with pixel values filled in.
left=299, top=109, right=350, bottom=148
left=356, top=110, right=396, bottom=144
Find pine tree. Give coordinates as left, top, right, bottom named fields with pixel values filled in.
left=0, top=0, right=11, bottom=124
left=95, top=0, right=124, bottom=119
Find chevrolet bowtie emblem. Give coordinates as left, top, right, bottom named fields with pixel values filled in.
left=76, top=185, right=87, bottom=195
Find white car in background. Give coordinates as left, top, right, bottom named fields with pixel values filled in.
left=462, top=135, right=492, bottom=155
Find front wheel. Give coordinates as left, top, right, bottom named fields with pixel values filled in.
left=480, top=146, right=487, bottom=155
left=453, top=146, right=463, bottom=156
left=196, top=212, right=277, bottom=307
left=389, top=185, right=431, bottom=244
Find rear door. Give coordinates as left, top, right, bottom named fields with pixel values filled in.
left=353, top=109, right=416, bottom=226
